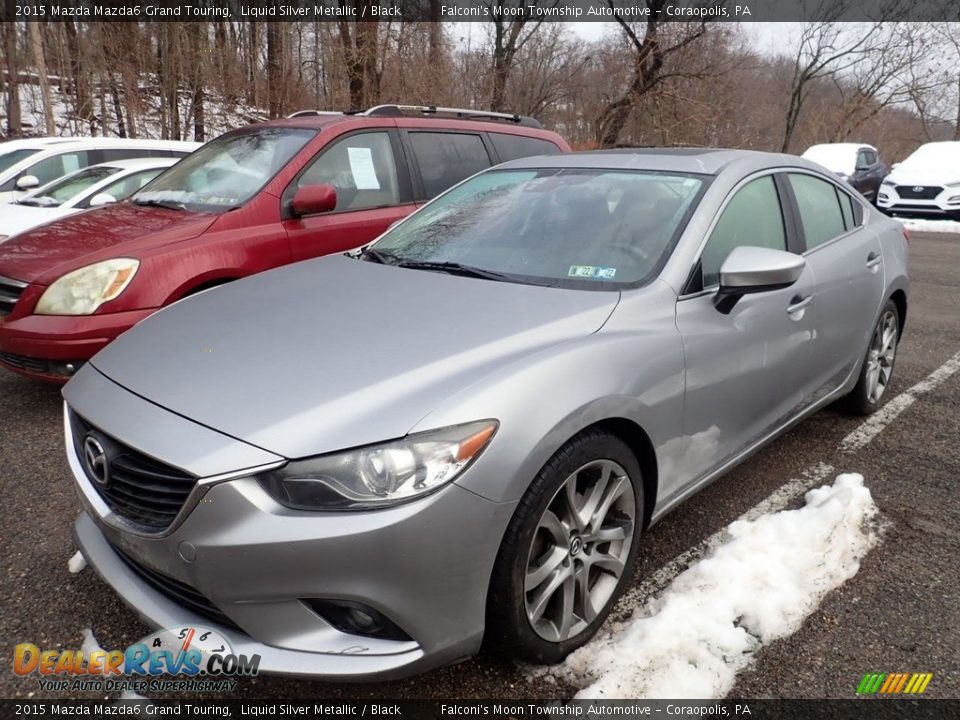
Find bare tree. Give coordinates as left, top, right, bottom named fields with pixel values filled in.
left=1, top=21, right=21, bottom=137
left=594, top=0, right=717, bottom=148
left=484, top=0, right=556, bottom=112
left=27, top=21, right=54, bottom=134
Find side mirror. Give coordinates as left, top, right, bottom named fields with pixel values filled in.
left=290, top=183, right=337, bottom=217
left=88, top=193, right=117, bottom=207
left=16, top=175, right=39, bottom=191
left=715, top=246, right=805, bottom=314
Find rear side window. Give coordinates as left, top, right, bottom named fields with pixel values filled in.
left=408, top=132, right=491, bottom=199
left=701, top=175, right=787, bottom=288
left=788, top=173, right=847, bottom=250
left=837, top=189, right=856, bottom=230
left=295, top=131, right=400, bottom=213
left=490, top=134, right=561, bottom=163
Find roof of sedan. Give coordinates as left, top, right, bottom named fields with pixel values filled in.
left=500, top=148, right=806, bottom=175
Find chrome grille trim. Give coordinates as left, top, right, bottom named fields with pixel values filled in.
left=0, top=274, right=27, bottom=317
left=69, top=409, right=199, bottom=531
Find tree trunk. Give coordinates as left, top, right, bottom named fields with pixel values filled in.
left=28, top=21, right=55, bottom=135
left=266, top=20, right=283, bottom=118
left=2, top=23, right=21, bottom=137
left=110, top=78, right=126, bottom=137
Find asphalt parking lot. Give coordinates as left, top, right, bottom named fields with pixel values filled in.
left=1, top=231, right=957, bottom=701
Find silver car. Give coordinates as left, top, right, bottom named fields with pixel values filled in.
left=63, top=149, right=908, bottom=680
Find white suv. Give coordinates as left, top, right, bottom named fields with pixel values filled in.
left=877, top=141, right=960, bottom=219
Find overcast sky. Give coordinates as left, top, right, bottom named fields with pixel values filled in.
left=567, top=21, right=797, bottom=54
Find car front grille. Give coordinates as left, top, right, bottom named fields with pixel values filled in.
left=895, top=185, right=942, bottom=200
left=70, top=410, right=198, bottom=531
left=0, top=351, right=50, bottom=375
left=0, top=274, right=27, bottom=317
left=111, top=544, right=242, bottom=632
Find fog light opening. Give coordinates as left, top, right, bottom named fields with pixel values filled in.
left=303, top=599, right=412, bottom=642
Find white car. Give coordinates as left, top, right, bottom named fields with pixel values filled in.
left=0, top=158, right=178, bottom=243
left=0, top=138, right=199, bottom=203
left=0, top=137, right=87, bottom=179
left=877, top=141, right=960, bottom=219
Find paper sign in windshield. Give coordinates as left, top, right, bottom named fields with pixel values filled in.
left=568, top=265, right=617, bottom=280
left=347, top=147, right=380, bottom=190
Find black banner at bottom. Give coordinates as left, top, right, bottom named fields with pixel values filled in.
left=3, top=699, right=957, bottom=719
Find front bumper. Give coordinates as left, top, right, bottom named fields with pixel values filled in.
left=64, top=368, right=516, bottom=680
left=0, top=307, right=155, bottom=382
left=877, top=185, right=960, bottom=217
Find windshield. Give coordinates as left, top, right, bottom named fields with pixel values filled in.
left=0, top=148, right=41, bottom=175
left=369, top=168, right=706, bottom=289
left=18, top=166, right=117, bottom=207
left=133, top=128, right=315, bottom=212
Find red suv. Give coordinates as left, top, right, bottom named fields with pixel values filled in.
left=0, top=106, right=569, bottom=381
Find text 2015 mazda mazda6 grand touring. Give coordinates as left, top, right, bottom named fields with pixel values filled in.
left=64, top=149, right=908, bottom=680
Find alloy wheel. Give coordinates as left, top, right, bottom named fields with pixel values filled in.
left=865, top=309, right=898, bottom=404
left=524, top=459, right=636, bottom=643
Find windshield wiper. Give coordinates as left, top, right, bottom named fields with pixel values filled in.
left=397, top=260, right=512, bottom=282
left=133, top=198, right=188, bottom=211
left=358, top=246, right=402, bottom=265
left=16, top=197, right=56, bottom=207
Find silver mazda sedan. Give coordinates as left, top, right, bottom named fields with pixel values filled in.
left=63, top=149, right=908, bottom=679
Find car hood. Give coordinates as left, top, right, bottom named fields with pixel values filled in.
left=0, top=204, right=75, bottom=241
left=89, top=255, right=619, bottom=460
left=886, top=166, right=960, bottom=187
left=0, top=202, right=217, bottom=285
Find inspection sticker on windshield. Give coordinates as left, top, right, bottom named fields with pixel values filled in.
left=568, top=265, right=617, bottom=280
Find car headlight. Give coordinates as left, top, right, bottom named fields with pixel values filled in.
left=881, top=178, right=895, bottom=186
left=35, top=259, right=140, bottom=315
left=258, top=420, right=498, bottom=510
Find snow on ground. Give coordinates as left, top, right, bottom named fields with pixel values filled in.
left=899, top=218, right=960, bottom=234
left=7, top=78, right=264, bottom=141
left=538, top=473, right=882, bottom=699
left=68, top=551, right=87, bottom=574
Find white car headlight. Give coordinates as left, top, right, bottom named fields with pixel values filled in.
left=258, top=420, right=498, bottom=510
left=35, top=259, right=140, bottom=316
left=881, top=178, right=896, bottom=186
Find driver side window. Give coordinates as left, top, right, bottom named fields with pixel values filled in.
left=295, top=132, right=400, bottom=213
left=700, top=175, right=787, bottom=288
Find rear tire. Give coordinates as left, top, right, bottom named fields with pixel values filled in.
left=847, top=299, right=900, bottom=415
left=486, top=430, right=643, bottom=663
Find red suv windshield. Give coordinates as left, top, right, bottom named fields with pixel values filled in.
left=133, top=127, right=316, bottom=213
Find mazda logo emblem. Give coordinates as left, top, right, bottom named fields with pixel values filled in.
left=83, top=436, right=109, bottom=488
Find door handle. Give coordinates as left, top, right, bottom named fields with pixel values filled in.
left=867, top=252, right=882, bottom=269
left=787, top=295, right=813, bottom=314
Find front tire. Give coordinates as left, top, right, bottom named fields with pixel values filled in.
left=847, top=299, right=900, bottom=415
left=486, top=430, right=643, bottom=663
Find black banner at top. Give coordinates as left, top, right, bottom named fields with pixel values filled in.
left=2, top=0, right=959, bottom=23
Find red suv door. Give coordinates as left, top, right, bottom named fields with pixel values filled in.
left=281, top=128, right=416, bottom=261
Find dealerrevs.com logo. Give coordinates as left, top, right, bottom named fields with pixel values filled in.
left=14, top=626, right=260, bottom=693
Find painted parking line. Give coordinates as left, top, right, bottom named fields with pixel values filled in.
left=840, top=349, right=960, bottom=453
left=612, top=348, right=960, bottom=619
left=539, top=350, right=960, bottom=697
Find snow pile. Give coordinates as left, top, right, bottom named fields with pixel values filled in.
left=900, top=218, right=960, bottom=234
left=68, top=551, right=87, bottom=574
left=544, top=473, right=880, bottom=699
